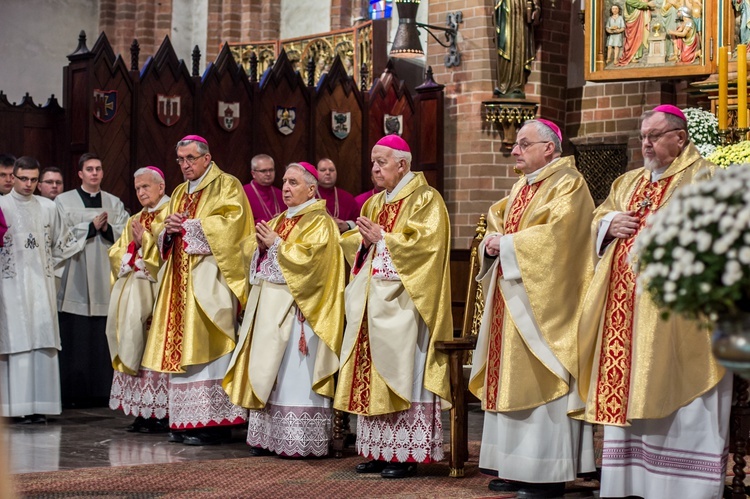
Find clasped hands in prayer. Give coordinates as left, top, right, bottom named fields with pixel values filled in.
left=164, top=213, right=187, bottom=235
left=356, top=216, right=383, bottom=248
left=256, top=221, right=280, bottom=252
left=92, top=211, right=109, bottom=232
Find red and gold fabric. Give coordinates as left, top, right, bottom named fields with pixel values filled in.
left=223, top=199, right=345, bottom=408
left=141, top=163, right=254, bottom=374
left=334, top=172, right=453, bottom=416
left=106, top=199, right=170, bottom=375
left=469, top=156, right=596, bottom=413
left=580, top=143, right=724, bottom=424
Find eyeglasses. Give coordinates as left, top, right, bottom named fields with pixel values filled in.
left=41, top=180, right=63, bottom=185
left=511, top=140, right=550, bottom=152
left=253, top=168, right=275, bottom=174
left=176, top=154, right=206, bottom=165
left=639, top=128, right=681, bottom=143
left=16, top=176, right=39, bottom=183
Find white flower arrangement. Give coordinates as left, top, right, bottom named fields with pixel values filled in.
left=684, top=107, right=719, bottom=152
left=633, top=165, right=750, bottom=320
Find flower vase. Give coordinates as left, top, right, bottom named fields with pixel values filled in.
left=712, top=313, right=750, bottom=378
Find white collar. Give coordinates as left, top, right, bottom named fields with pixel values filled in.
left=10, top=189, right=33, bottom=202
left=188, top=164, right=212, bottom=193
left=147, top=195, right=170, bottom=213
left=385, top=171, right=415, bottom=203
left=525, top=157, right=559, bottom=185
left=81, top=185, right=101, bottom=196
left=286, top=198, right=316, bottom=217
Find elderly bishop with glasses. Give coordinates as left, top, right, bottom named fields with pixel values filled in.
left=470, top=119, right=597, bottom=497
left=578, top=105, right=729, bottom=498
left=141, top=135, right=254, bottom=446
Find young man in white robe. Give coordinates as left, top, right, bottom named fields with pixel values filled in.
left=107, top=166, right=171, bottom=433
left=0, top=156, right=77, bottom=422
left=56, top=152, right=128, bottom=407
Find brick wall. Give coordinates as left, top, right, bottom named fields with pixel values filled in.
left=99, top=0, right=281, bottom=66
left=331, top=0, right=354, bottom=30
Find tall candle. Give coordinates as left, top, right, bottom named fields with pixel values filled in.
left=719, top=46, right=728, bottom=130
left=739, top=44, right=748, bottom=129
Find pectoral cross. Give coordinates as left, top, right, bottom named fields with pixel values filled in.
left=637, top=195, right=652, bottom=215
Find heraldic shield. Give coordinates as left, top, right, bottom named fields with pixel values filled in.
left=93, top=90, right=117, bottom=123
left=219, top=101, right=240, bottom=132
left=331, top=111, right=351, bottom=139
left=384, top=114, right=403, bottom=136
left=157, top=94, right=181, bottom=127
left=276, top=106, right=296, bottom=136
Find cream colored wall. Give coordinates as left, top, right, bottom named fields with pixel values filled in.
left=171, top=0, right=209, bottom=70
left=0, top=0, right=99, bottom=104
left=280, top=0, right=330, bottom=39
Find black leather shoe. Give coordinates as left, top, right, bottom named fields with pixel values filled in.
left=167, top=431, right=185, bottom=443
left=139, top=417, right=170, bottom=434
left=183, top=431, right=222, bottom=446
left=13, top=416, right=32, bottom=424
left=126, top=416, right=146, bottom=432
left=248, top=446, right=274, bottom=457
left=380, top=462, right=417, bottom=479
left=30, top=414, right=47, bottom=424
left=488, top=479, right=523, bottom=492
left=355, top=460, right=387, bottom=474
left=515, top=482, right=566, bottom=499
left=182, top=427, right=232, bottom=446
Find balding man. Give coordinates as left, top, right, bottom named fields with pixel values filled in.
left=316, top=158, right=359, bottom=233
left=580, top=105, right=729, bottom=498
left=334, top=135, right=452, bottom=479
left=243, top=154, right=284, bottom=223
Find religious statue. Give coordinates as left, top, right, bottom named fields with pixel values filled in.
left=494, top=0, right=541, bottom=98
left=734, top=0, right=750, bottom=47
left=606, top=4, right=626, bottom=64
left=616, top=0, right=657, bottom=66
left=668, top=6, right=701, bottom=64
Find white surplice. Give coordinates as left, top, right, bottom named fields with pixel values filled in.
left=0, top=191, right=77, bottom=416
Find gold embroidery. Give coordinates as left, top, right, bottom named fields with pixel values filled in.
left=161, top=191, right=203, bottom=372
left=275, top=216, right=301, bottom=241
left=484, top=182, right=541, bottom=411
left=348, top=310, right=372, bottom=413
left=594, top=176, right=673, bottom=424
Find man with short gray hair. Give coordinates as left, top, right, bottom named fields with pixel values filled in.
left=243, top=154, right=284, bottom=223
left=107, top=166, right=170, bottom=433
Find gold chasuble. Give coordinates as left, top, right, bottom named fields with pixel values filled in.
left=579, top=143, right=724, bottom=425
left=469, top=156, right=596, bottom=413
left=334, top=172, right=453, bottom=416
left=223, top=200, right=345, bottom=407
left=142, top=164, right=253, bottom=373
left=106, top=200, right=169, bottom=375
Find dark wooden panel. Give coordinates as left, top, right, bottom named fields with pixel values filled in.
left=136, top=38, right=196, bottom=208
left=313, top=56, right=364, bottom=196
left=198, top=44, right=255, bottom=184
left=254, top=51, right=310, bottom=187
left=0, top=93, right=65, bottom=169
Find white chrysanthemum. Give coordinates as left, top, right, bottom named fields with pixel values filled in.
left=722, top=260, right=743, bottom=286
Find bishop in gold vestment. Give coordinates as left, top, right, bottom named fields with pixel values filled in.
left=107, top=167, right=170, bottom=432
left=579, top=106, right=730, bottom=498
left=334, top=135, right=452, bottom=479
left=469, top=120, right=596, bottom=496
left=142, top=136, right=253, bottom=445
left=224, top=162, right=345, bottom=457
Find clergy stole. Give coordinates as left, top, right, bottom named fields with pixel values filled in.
left=346, top=199, right=405, bottom=414
left=160, top=191, right=202, bottom=372
left=484, top=182, right=542, bottom=412
left=594, top=175, right=677, bottom=425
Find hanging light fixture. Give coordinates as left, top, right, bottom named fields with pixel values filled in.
left=390, top=0, right=463, bottom=68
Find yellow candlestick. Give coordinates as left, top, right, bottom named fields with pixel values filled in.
left=739, top=44, right=748, bottom=129
left=719, top=47, right=728, bottom=130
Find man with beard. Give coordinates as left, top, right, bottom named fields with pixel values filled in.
left=579, top=105, right=729, bottom=498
